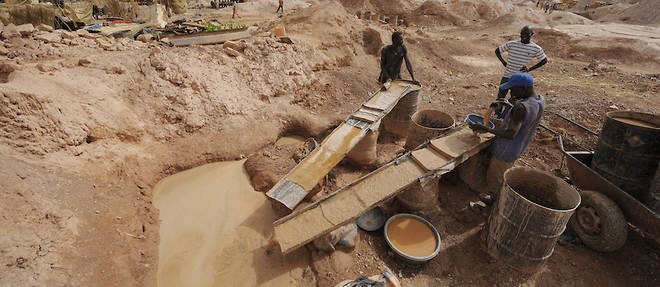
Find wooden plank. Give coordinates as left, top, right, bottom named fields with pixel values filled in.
left=170, top=30, right=250, bottom=46
left=350, top=110, right=379, bottom=123
left=266, top=81, right=421, bottom=211
left=430, top=127, right=493, bottom=158
left=411, top=148, right=451, bottom=172
left=273, top=125, right=495, bottom=254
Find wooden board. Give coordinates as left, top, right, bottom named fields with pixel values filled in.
left=430, top=127, right=493, bottom=159
left=266, top=81, right=421, bottom=211
left=411, top=148, right=451, bottom=172
left=273, top=125, right=495, bottom=254
left=170, top=30, right=250, bottom=46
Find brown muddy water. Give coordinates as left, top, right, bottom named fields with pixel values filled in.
left=153, top=160, right=308, bottom=286
left=613, top=117, right=659, bottom=129
left=386, top=217, right=438, bottom=258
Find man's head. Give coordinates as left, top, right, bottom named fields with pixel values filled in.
left=520, top=26, right=534, bottom=44
left=500, top=73, right=535, bottom=100
left=392, top=32, right=404, bottom=47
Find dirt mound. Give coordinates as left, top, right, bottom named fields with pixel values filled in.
left=547, top=11, right=593, bottom=25
left=406, top=0, right=514, bottom=27
left=337, top=0, right=416, bottom=16
left=600, top=0, right=660, bottom=25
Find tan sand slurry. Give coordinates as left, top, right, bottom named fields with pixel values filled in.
left=275, top=135, right=306, bottom=146
left=153, top=160, right=308, bottom=287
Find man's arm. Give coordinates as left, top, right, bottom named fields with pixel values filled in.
left=380, top=48, right=389, bottom=80
left=495, top=47, right=507, bottom=67
left=403, top=52, right=417, bottom=83
left=471, top=103, right=526, bottom=139
left=526, top=58, right=547, bottom=72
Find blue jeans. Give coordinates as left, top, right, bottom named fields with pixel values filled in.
left=495, top=77, right=514, bottom=118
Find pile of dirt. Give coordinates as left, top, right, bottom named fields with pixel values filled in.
left=599, top=0, right=660, bottom=25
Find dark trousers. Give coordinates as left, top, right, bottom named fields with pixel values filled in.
left=495, top=77, right=515, bottom=118
left=277, top=5, right=283, bottom=13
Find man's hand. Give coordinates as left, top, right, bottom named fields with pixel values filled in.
left=520, top=65, right=529, bottom=72
left=468, top=122, right=490, bottom=133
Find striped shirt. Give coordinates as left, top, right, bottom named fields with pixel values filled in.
left=499, top=40, right=546, bottom=78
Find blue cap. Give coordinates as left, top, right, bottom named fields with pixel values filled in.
left=500, top=73, right=534, bottom=90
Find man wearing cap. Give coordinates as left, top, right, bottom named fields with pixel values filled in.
left=494, top=26, right=547, bottom=117
left=469, top=73, right=546, bottom=201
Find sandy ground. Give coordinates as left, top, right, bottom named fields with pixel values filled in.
left=1, top=0, right=659, bottom=286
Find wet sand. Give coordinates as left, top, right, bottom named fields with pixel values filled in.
left=153, top=160, right=308, bottom=286
left=275, top=135, right=306, bottom=146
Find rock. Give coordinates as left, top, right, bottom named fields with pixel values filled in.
left=136, top=33, right=154, bottom=43
left=34, top=32, right=62, bottom=43
left=7, top=37, right=25, bottom=48
left=76, top=29, right=90, bottom=38
left=36, top=63, right=57, bottom=72
left=224, top=46, right=241, bottom=57
left=160, top=37, right=171, bottom=46
left=78, top=57, right=92, bottom=66
left=1, top=23, right=21, bottom=39
left=0, top=45, right=8, bottom=56
left=222, top=40, right=247, bottom=52
left=16, top=24, right=34, bottom=37
left=106, top=65, right=125, bottom=74
left=60, top=30, right=76, bottom=40
left=36, top=24, right=54, bottom=33
left=312, top=223, right=358, bottom=252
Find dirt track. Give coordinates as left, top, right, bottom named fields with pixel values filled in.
left=1, top=0, right=659, bottom=286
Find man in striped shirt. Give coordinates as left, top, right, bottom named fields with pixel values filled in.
left=494, top=26, right=547, bottom=117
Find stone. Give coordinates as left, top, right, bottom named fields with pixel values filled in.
left=60, top=30, right=76, bottom=40
left=224, top=46, right=241, bottom=57
left=34, top=32, right=62, bottom=43
left=7, top=37, right=25, bottom=48
left=312, top=223, right=358, bottom=252
left=16, top=24, right=34, bottom=37
left=78, top=57, right=92, bottom=66
left=136, top=33, right=154, bottom=43
left=36, top=24, right=54, bottom=33
left=106, top=65, right=125, bottom=74
left=0, top=45, right=8, bottom=56
left=1, top=24, right=21, bottom=39
left=36, top=63, right=57, bottom=72
left=222, top=40, right=247, bottom=52
left=160, top=37, right=171, bottom=46
left=76, top=29, right=90, bottom=38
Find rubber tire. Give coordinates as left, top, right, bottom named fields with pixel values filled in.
left=570, top=190, right=628, bottom=252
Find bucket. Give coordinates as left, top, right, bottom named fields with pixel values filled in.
left=465, top=113, right=495, bottom=129
left=485, top=167, right=581, bottom=273
left=382, top=88, right=420, bottom=138
left=592, top=111, right=660, bottom=201
left=397, top=177, right=439, bottom=211
left=404, top=110, right=455, bottom=150
left=384, top=213, right=441, bottom=264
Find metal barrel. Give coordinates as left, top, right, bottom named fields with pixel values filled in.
left=592, top=111, right=660, bottom=201
left=485, top=167, right=581, bottom=273
left=382, top=89, right=420, bottom=138
left=403, top=110, right=455, bottom=150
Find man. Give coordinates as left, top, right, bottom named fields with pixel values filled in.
left=469, top=73, right=546, bottom=201
left=494, top=26, right=547, bottom=117
left=277, top=0, right=283, bottom=14
left=379, top=32, right=418, bottom=85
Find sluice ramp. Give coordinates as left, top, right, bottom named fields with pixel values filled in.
left=267, top=81, right=421, bottom=211
left=273, top=125, right=494, bottom=254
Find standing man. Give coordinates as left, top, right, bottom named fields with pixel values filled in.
left=276, top=0, right=283, bottom=14
left=379, top=32, right=418, bottom=85
left=469, top=73, right=546, bottom=200
left=494, top=26, right=547, bottom=117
